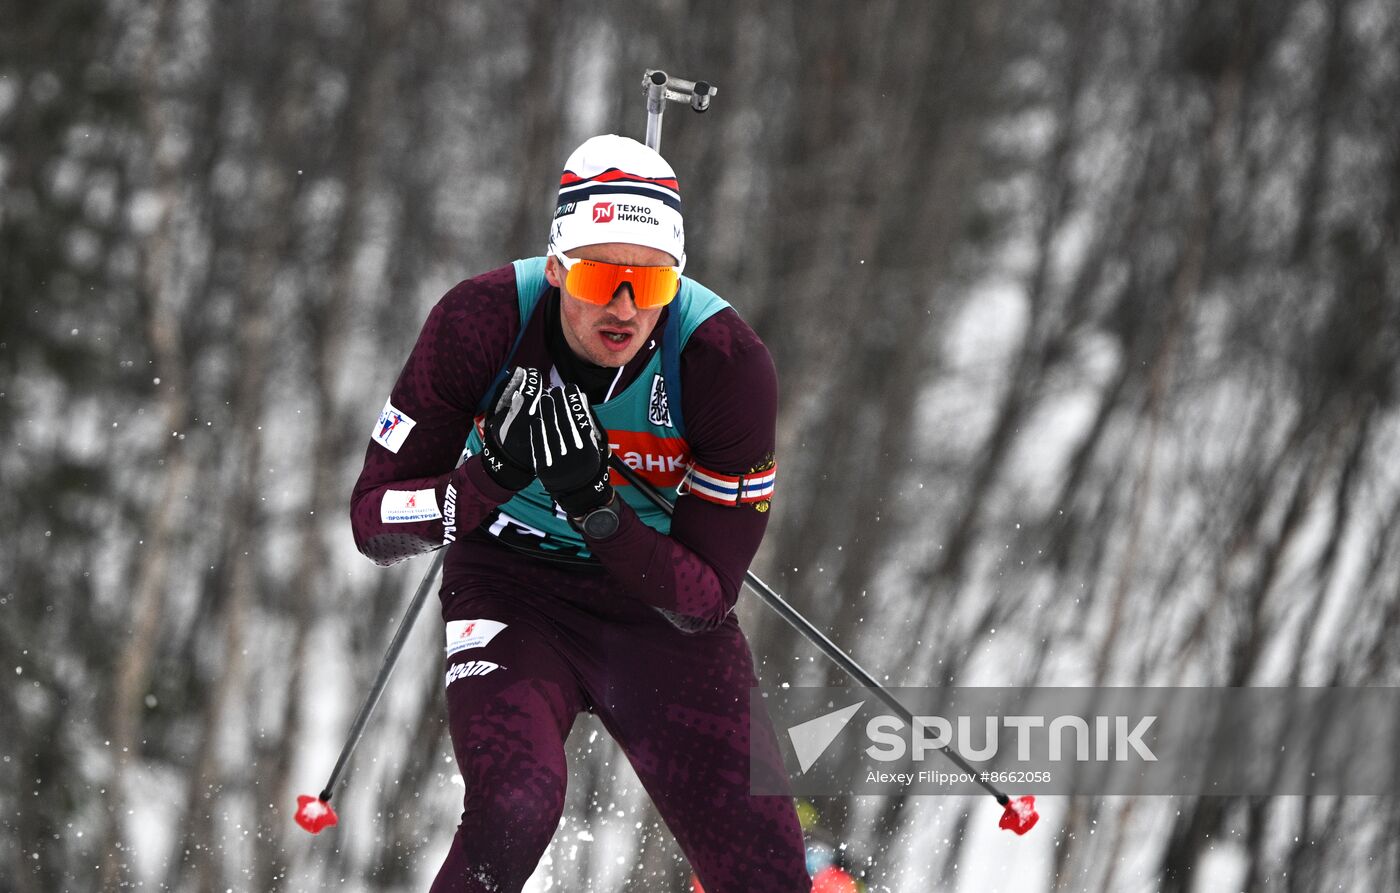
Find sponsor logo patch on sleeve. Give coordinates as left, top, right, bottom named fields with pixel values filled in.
left=371, top=400, right=416, bottom=453
left=444, top=619, right=507, bottom=656
left=380, top=488, right=442, bottom=524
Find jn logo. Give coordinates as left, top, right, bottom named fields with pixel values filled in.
left=787, top=701, right=864, bottom=773
left=593, top=202, right=615, bottom=223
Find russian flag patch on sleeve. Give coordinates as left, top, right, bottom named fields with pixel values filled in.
left=680, top=459, right=776, bottom=510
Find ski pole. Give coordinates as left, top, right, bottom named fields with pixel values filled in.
left=294, top=548, right=446, bottom=834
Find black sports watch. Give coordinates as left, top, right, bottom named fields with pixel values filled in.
left=573, top=500, right=621, bottom=540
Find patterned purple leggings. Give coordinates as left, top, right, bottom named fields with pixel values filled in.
left=428, top=537, right=809, bottom=893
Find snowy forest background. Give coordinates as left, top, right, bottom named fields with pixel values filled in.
left=5, top=0, right=1400, bottom=890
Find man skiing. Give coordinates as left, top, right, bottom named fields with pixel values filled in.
left=350, top=134, right=810, bottom=891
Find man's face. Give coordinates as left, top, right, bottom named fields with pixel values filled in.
left=545, top=242, right=674, bottom=368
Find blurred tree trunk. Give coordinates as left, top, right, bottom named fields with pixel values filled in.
left=253, top=0, right=410, bottom=882
left=163, top=0, right=312, bottom=883
left=101, top=0, right=196, bottom=885
left=504, top=0, right=563, bottom=257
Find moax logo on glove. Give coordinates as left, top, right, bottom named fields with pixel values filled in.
left=787, top=702, right=1158, bottom=774
left=444, top=619, right=507, bottom=656
left=566, top=389, right=595, bottom=439
left=445, top=660, right=502, bottom=687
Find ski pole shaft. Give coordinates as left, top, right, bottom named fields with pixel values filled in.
left=316, top=548, right=445, bottom=802
left=607, top=458, right=1009, bottom=804
left=645, top=71, right=666, bottom=153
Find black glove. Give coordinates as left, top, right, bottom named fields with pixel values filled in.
left=530, top=384, right=613, bottom=516
left=480, top=367, right=545, bottom=491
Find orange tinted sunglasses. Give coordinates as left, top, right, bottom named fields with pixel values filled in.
left=554, top=253, right=681, bottom=309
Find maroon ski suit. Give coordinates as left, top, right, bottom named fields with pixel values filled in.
left=350, top=264, right=808, bottom=892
